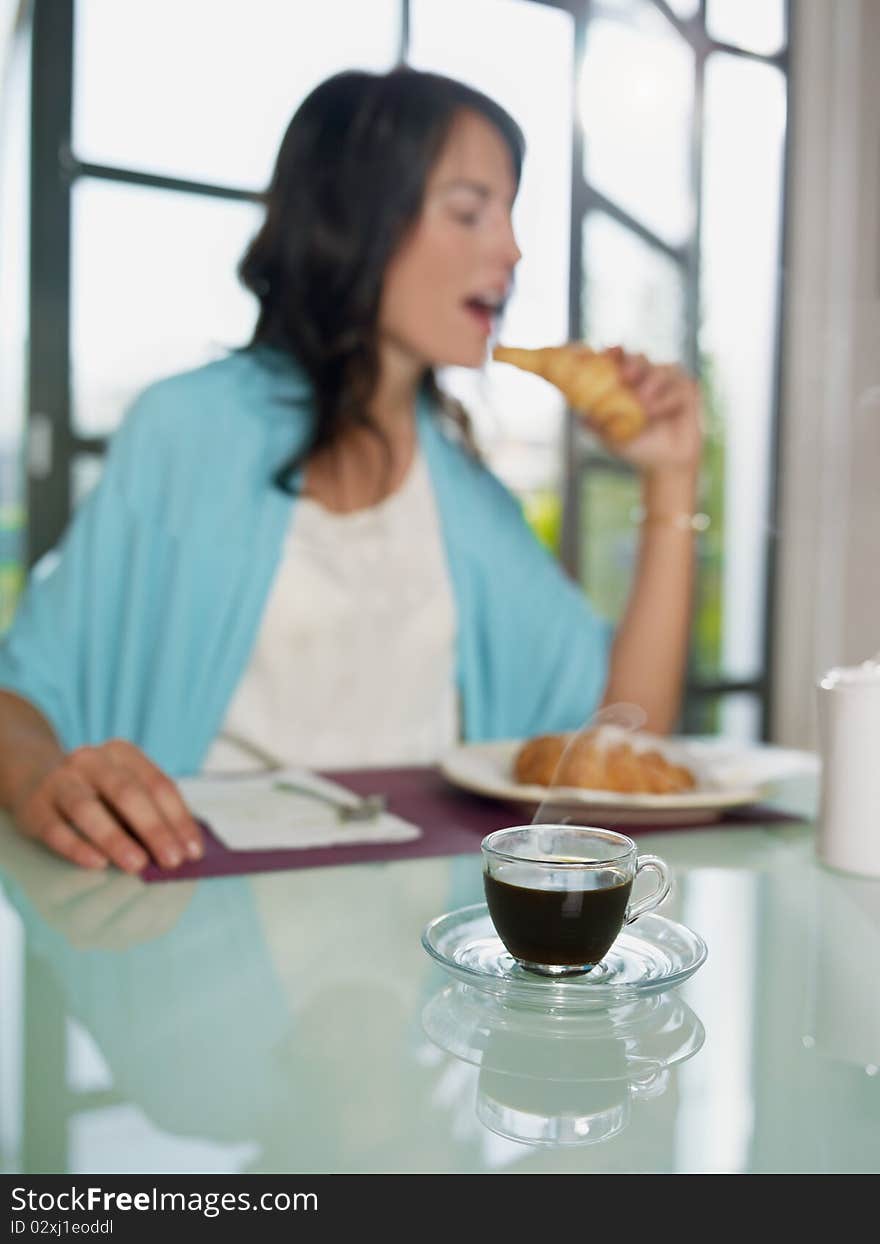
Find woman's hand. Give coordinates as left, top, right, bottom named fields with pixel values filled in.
left=591, top=347, right=703, bottom=477
left=12, top=738, right=203, bottom=873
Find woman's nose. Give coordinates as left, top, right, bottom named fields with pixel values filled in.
left=493, top=224, right=522, bottom=274
left=504, top=221, right=523, bottom=268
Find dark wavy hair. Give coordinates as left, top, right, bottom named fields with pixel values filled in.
left=238, top=67, right=525, bottom=493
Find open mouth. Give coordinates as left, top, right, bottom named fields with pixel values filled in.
left=463, top=293, right=506, bottom=335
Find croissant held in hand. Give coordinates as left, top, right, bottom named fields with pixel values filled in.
left=493, top=343, right=647, bottom=443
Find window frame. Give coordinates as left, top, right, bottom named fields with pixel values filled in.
left=562, top=0, right=791, bottom=737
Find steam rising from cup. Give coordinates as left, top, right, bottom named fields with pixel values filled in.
left=531, top=702, right=647, bottom=827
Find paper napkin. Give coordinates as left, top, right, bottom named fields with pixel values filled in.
left=177, top=769, right=422, bottom=852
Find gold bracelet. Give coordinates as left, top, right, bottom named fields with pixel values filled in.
left=629, top=505, right=711, bottom=532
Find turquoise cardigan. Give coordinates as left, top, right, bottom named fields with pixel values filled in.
left=0, top=348, right=613, bottom=775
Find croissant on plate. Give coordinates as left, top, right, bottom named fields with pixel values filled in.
left=493, top=343, right=646, bottom=443
left=513, top=730, right=696, bottom=795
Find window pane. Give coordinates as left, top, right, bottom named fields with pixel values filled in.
left=582, top=212, right=687, bottom=363
left=579, top=468, right=641, bottom=620
left=73, top=0, right=400, bottom=190
left=0, top=524, right=24, bottom=633
left=691, top=374, right=725, bottom=683
left=579, top=387, right=724, bottom=688
left=700, top=54, right=785, bottom=682
left=71, top=180, right=262, bottom=435
left=681, top=693, right=761, bottom=741
left=706, top=0, right=786, bottom=56
left=409, top=0, right=574, bottom=496
left=579, top=454, right=730, bottom=719
left=719, top=693, right=762, bottom=742
left=580, top=0, right=695, bottom=247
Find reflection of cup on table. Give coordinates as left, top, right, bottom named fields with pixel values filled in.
left=817, top=660, right=880, bottom=878
left=421, top=983, right=704, bottom=1147
left=477, top=1026, right=632, bottom=1145
left=481, top=826, right=670, bottom=976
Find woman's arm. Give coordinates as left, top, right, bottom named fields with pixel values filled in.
left=592, top=350, right=704, bottom=733
left=601, top=466, right=699, bottom=732
left=0, top=691, right=66, bottom=813
left=0, top=690, right=203, bottom=872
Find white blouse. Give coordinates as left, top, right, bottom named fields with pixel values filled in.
left=201, top=451, right=459, bottom=774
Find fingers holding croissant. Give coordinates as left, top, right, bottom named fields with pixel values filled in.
left=618, top=354, right=681, bottom=414
left=589, top=347, right=699, bottom=433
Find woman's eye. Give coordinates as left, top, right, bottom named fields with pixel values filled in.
left=451, top=207, right=480, bottom=227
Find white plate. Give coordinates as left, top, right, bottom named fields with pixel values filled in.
left=422, top=904, right=708, bottom=1011
left=439, top=737, right=819, bottom=826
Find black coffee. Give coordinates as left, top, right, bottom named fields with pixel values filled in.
left=484, top=868, right=632, bottom=968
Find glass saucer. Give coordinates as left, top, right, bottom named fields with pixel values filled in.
left=421, top=904, right=707, bottom=1012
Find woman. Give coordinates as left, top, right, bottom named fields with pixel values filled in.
left=0, top=68, right=701, bottom=873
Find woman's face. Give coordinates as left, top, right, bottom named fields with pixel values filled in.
left=379, top=108, right=522, bottom=370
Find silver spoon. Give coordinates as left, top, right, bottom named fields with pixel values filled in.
left=273, top=780, right=387, bottom=822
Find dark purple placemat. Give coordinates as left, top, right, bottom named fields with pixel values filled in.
left=141, top=766, right=806, bottom=884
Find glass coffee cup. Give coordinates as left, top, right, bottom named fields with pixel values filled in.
left=481, top=825, right=671, bottom=977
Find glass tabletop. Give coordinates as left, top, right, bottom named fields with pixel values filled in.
left=0, top=773, right=877, bottom=1174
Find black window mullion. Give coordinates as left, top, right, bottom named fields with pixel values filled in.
left=686, top=32, right=706, bottom=376
left=708, top=40, right=787, bottom=70
left=680, top=14, right=708, bottom=735
left=71, top=435, right=107, bottom=456
left=27, top=0, right=75, bottom=568
left=688, top=679, right=765, bottom=698
left=560, top=0, right=592, bottom=579
left=576, top=452, right=634, bottom=477
left=67, top=158, right=265, bottom=205
left=760, top=0, right=793, bottom=740
left=398, top=0, right=410, bottom=62
left=582, top=187, right=688, bottom=267
left=652, top=0, right=788, bottom=67
left=651, top=0, right=702, bottom=44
